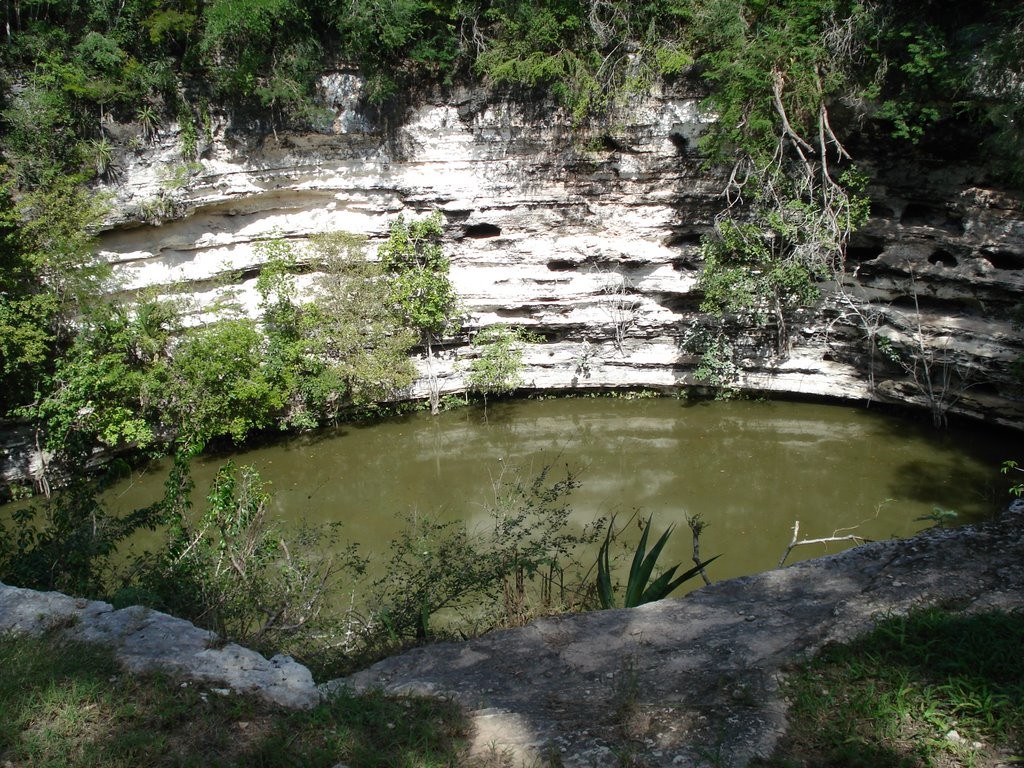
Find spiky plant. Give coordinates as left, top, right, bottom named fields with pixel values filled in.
left=597, top=515, right=719, bottom=609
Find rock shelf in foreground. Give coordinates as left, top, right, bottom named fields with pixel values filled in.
left=2, top=504, right=1022, bottom=766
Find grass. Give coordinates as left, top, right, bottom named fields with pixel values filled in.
left=759, top=608, right=1024, bottom=768
left=0, top=631, right=471, bottom=768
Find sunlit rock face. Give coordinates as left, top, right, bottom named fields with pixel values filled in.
left=97, top=71, right=1024, bottom=426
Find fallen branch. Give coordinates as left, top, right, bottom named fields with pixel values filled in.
left=777, top=519, right=871, bottom=568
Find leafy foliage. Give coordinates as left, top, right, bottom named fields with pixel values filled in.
left=597, top=514, right=717, bottom=609
left=378, top=212, right=460, bottom=413
left=0, top=174, right=111, bottom=416
left=13, top=229, right=428, bottom=466
left=27, top=297, right=176, bottom=459
left=378, top=211, right=460, bottom=341
left=688, top=0, right=875, bottom=387
left=166, top=318, right=286, bottom=449
left=466, top=324, right=536, bottom=399
left=861, top=2, right=1024, bottom=182
left=0, top=468, right=162, bottom=596
left=363, top=464, right=603, bottom=645
left=138, top=458, right=358, bottom=652
left=309, top=232, right=419, bottom=407
left=1002, top=460, right=1023, bottom=499
left=477, top=0, right=694, bottom=122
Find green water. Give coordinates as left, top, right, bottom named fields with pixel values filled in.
left=103, top=397, right=1018, bottom=584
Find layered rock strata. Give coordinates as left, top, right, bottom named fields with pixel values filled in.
left=4, top=75, right=1023, bottom=490
left=94, top=74, right=1024, bottom=426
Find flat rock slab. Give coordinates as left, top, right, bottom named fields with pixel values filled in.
left=0, top=584, right=319, bottom=709
left=331, top=507, right=1024, bottom=767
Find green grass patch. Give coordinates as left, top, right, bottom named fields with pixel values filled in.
left=0, top=631, right=470, bottom=767
left=763, top=609, right=1024, bottom=768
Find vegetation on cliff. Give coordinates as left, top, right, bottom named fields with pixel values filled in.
left=1, top=7, right=1021, bottom=757
left=2, top=0, right=1022, bottom=450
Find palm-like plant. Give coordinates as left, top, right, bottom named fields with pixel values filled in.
left=136, top=106, right=160, bottom=142
left=597, top=515, right=719, bottom=609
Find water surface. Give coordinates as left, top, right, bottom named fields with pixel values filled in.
left=105, top=397, right=1018, bottom=585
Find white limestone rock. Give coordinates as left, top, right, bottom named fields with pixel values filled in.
left=0, top=581, right=319, bottom=709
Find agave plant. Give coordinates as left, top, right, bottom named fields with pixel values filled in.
left=86, top=137, right=115, bottom=179
left=597, top=515, right=719, bottom=609
left=136, top=105, right=160, bottom=142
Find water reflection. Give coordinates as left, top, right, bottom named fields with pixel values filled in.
left=104, top=397, right=1018, bottom=584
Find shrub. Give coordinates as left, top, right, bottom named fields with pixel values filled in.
left=597, top=514, right=718, bottom=609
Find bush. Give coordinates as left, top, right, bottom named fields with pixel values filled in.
left=357, top=464, right=604, bottom=652
left=137, top=457, right=361, bottom=657
left=0, top=469, right=161, bottom=596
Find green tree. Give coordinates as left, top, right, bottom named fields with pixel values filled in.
left=378, top=212, right=460, bottom=414
left=478, top=0, right=694, bottom=122
left=310, top=231, right=419, bottom=409
left=689, top=0, right=871, bottom=389
left=29, top=297, right=176, bottom=461
left=466, top=324, right=534, bottom=408
left=163, top=318, right=286, bottom=451
left=199, top=0, right=324, bottom=122
left=255, top=236, right=333, bottom=429
left=366, top=464, right=600, bottom=643
left=0, top=172, right=111, bottom=417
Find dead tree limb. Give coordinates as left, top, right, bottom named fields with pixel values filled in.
left=777, top=519, right=870, bottom=568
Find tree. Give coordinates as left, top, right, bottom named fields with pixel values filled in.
left=163, top=318, right=285, bottom=451
left=871, top=275, right=972, bottom=428
left=697, top=216, right=826, bottom=357
left=466, top=324, right=535, bottom=410
left=690, top=0, right=871, bottom=389
left=308, top=231, right=418, bottom=409
left=365, top=464, right=600, bottom=642
left=378, top=212, right=460, bottom=414
left=29, top=297, right=176, bottom=461
left=0, top=173, right=111, bottom=417
left=255, top=236, right=343, bottom=430
left=199, top=0, right=324, bottom=122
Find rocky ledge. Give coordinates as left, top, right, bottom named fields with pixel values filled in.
left=0, top=582, right=318, bottom=709
left=3, top=505, right=1022, bottom=766
left=94, top=74, right=1024, bottom=424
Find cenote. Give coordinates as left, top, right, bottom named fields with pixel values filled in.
left=104, top=396, right=1019, bottom=588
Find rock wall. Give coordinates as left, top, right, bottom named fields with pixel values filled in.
left=78, top=74, right=1024, bottom=428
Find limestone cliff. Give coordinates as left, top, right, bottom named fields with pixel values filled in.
left=82, top=74, right=1024, bottom=426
